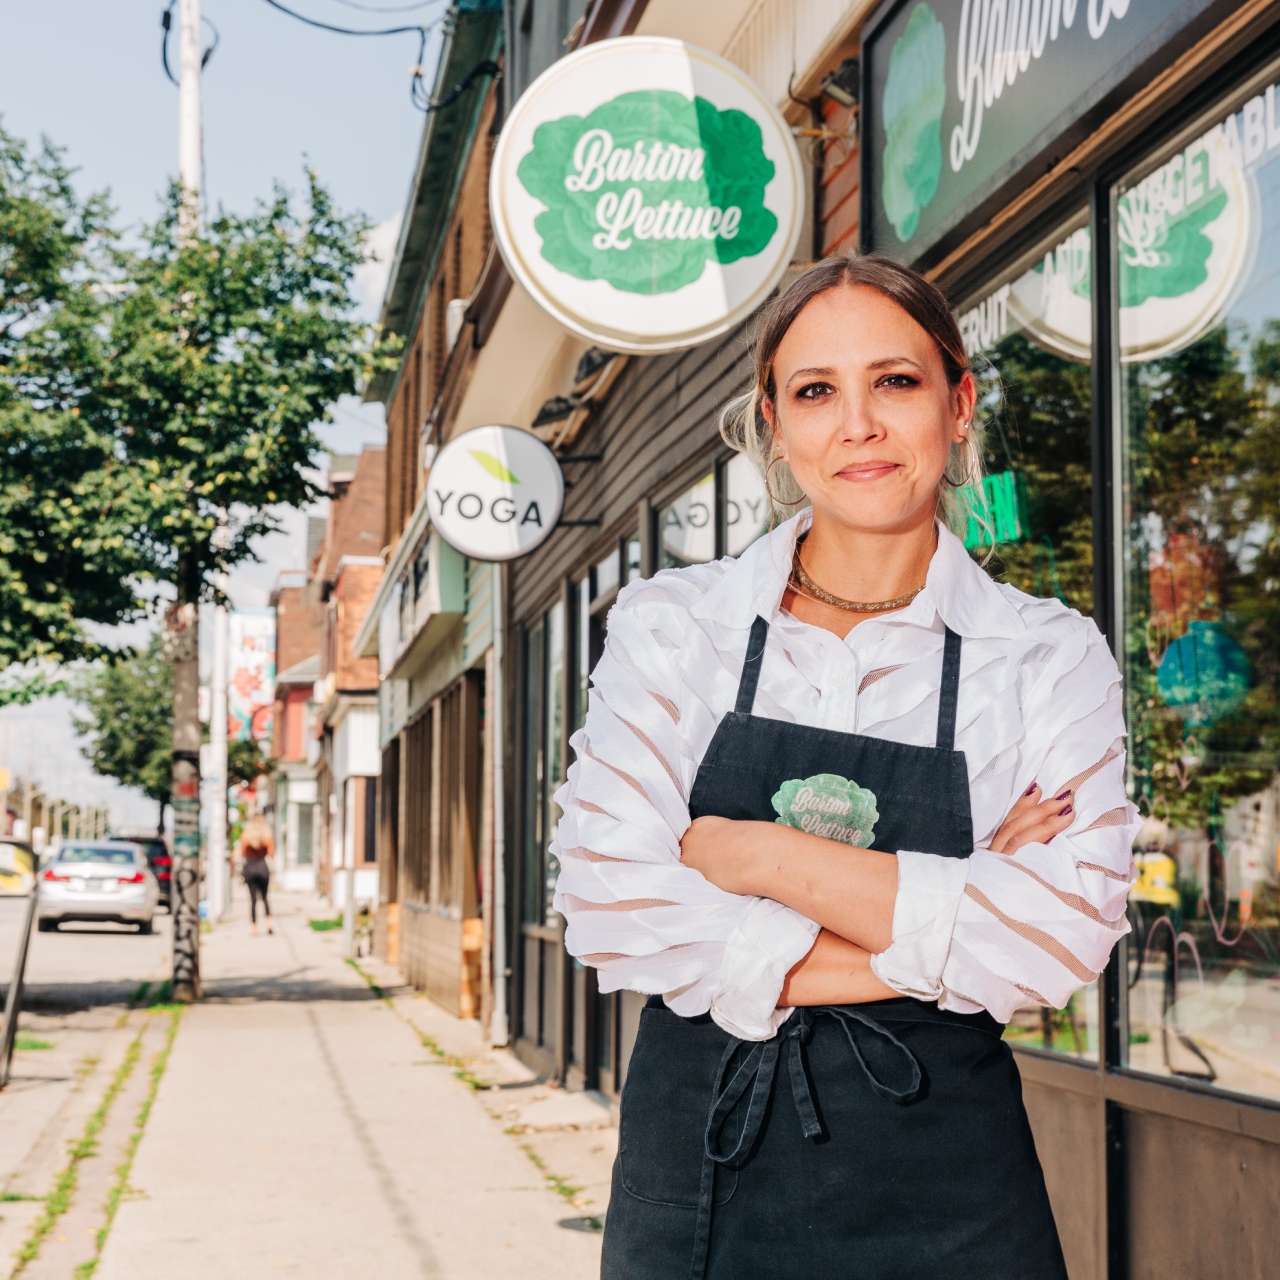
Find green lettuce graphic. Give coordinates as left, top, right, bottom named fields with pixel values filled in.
left=771, top=773, right=879, bottom=848
left=881, top=3, right=946, bottom=243
left=1120, top=189, right=1227, bottom=308
left=516, top=89, right=777, bottom=295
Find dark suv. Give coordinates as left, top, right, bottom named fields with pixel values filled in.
left=108, top=834, right=171, bottom=908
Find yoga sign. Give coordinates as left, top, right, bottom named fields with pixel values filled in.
left=491, top=37, right=803, bottom=352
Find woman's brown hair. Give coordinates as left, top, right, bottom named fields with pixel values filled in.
left=719, top=253, right=983, bottom=532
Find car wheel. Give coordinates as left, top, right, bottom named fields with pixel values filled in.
left=37, top=919, right=56, bottom=932
left=137, top=919, right=154, bottom=935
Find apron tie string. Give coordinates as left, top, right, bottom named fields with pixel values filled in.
left=689, top=1007, right=923, bottom=1280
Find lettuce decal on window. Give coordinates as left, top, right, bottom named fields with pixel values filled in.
left=516, top=89, right=778, bottom=295
left=881, top=3, right=946, bottom=243
left=771, top=773, right=880, bottom=848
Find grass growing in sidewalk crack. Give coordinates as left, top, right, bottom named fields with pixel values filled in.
left=74, top=1007, right=183, bottom=1280
left=1, top=1193, right=41, bottom=1203
left=309, top=916, right=343, bottom=932
left=517, top=1143, right=601, bottom=1229
left=413, top=1030, right=490, bottom=1091
left=14, top=1035, right=54, bottom=1051
left=12, top=1035, right=144, bottom=1275
left=345, top=958, right=490, bottom=1091
left=344, top=957, right=391, bottom=1006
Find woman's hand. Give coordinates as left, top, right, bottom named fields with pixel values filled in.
left=988, top=783, right=1075, bottom=854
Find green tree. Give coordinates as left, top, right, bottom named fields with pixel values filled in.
left=86, top=176, right=382, bottom=604
left=71, top=635, right=173, bottom=833
left=227, top=737, right=267, bottom=789
left=0, top=128, right=153, bottom=664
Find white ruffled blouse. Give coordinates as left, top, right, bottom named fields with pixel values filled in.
left=552, top=512, right=1139, bottom=1041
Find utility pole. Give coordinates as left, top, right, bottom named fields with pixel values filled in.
left=207, top=598, right=229, bottom=919
left=169, top=0, right=204, bottom=1003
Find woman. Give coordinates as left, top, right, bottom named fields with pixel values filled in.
left=239, top=815, right=274, bottom=937
left=553, top=255, right=1137, bottom=1279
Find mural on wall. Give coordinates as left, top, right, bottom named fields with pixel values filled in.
left=228, top=611, right=276, bottom=744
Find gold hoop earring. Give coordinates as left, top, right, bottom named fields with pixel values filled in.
left=940, top=432, right=978, bottom=489
left=765, top=455, right=804, bottom=506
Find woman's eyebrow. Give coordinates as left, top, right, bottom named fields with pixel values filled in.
left=784, top=366, right=836, bottom=387
left=867, top=356, right=926, bottom=371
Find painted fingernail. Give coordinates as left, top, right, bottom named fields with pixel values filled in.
left=1053, top=789, right=1072, bottom=801
left=1059, top=804, right=1073, bottom=816
left=1024, top=783, right=1039, bottom=796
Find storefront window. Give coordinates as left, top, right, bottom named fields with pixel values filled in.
left=1117, top=67, right=1280, bottom=1101
left=544, top=600, right=566, bottom=922
left=521, top=619, right=545, bottom=925
left=956, top=214, right=1099, bottom=1061
left=722, top=453, right=771, bottom=556
left=594, top=547, right=620, bottom=599
left=954, top=213, right=1094, bottom=616
left=659, top=472, right=715, bottom=568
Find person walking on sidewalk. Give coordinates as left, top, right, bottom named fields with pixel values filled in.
left=238, top=815, right=274, bottom=937
left=553, top=255, right=1138, bottom=1279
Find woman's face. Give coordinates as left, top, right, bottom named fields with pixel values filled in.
left=764, top=284, right=975, bottom=536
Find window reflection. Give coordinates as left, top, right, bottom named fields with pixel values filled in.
left=1119, top=66, right=1280, bottom=1100
left=659, top=473, right=715, bottom=568
left=957, top=218, right=1097, bottom=1062
left=544, top=601, right=566, bottom=922
left=955, top=215, right=1094, bottom=618
left=723, top=453, right=771, bottom=556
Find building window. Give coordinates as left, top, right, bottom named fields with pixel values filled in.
left=953, top=212, right=1094, bottom=616
left=297, top=804, right=313, bottom=865
left=363, top=777, right=378, bottom=864
left=659, top=472, right=716, bottom=569
left=955, top=213, right=1098, bottom=1061
left=721, top=453, right=771, bottom=558
left=1116, top=62, right=1280, bottom=1101
left=521, top=618, right=545, bottom=925
left=543, top=600, right=566, bottom=923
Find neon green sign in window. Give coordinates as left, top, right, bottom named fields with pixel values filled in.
left=957, top=469, right=1028, bottom=550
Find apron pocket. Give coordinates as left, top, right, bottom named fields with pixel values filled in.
left=618, top=1006, right=739, bottom=1208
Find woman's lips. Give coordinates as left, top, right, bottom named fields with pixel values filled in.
left=836, top=462, right=900, bottom=482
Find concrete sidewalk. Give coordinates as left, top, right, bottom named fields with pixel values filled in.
left=95, top=893, right=607, bottom=1280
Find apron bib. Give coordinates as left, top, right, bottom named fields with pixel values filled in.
left=602, top=616, right=1067, bottom=1280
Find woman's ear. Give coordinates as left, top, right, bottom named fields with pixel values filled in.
left=762, top=397, right=784, bottom=457
left=951, top=372, right=978, bottom=443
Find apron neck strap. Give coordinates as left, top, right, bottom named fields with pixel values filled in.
left=735, top=617, right=963, bottom=747
left=735, top=616, right=770, bottom=714
left=936, top=626, right=962, bottom=752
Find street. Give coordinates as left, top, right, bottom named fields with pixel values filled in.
left=1, top=895, right=614, bottom=1279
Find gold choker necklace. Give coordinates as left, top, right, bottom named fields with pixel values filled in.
left=789, top=547, right=925, bottom=614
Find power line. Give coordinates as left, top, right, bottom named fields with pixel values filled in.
left=326, top=0, right=443, bottom=13
left=161, top=1, right=220, bottom=87
left=256, top=0, right=438, bottom=37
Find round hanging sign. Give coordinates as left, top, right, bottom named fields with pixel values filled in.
left=428, top=425, right=564, bottom=562
left=490, top=36, right=805, bottom=354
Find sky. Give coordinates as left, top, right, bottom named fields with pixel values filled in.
left=0, top=0, right=442, bottom=830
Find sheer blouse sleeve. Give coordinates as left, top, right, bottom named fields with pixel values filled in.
left=552, top=582, right=819, bottom=1042
left=871, top=610, right=1139, bottom=1020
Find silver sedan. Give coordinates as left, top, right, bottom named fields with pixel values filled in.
left=37, top=841, right=159, bottom=934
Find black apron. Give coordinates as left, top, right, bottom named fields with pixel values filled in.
left=602, top=616, right=1067, bottom=1280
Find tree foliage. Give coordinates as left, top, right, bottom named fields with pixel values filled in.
left=0, top=128, right=152, bottom=663
left=87, top=176, right=380, bottom=605
left=72, top=635, right=174, bottom=829
left=0, top=134, right=384, bottom=664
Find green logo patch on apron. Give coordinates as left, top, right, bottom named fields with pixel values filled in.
left=771, top=774, right=879, bottom=848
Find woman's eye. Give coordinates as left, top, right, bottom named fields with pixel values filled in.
left=878, top=373, right=921, bottom=389
left=795, top=381, right=834, bottom=400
